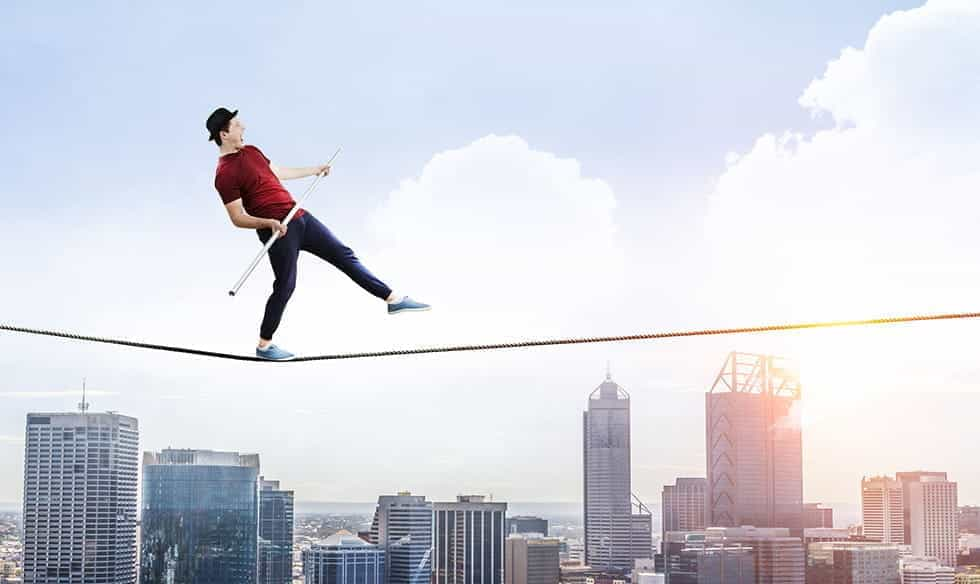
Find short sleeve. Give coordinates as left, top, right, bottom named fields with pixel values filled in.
left=249, top=145, right=271, bottom=164
left=215, top=167, right=242, bottom=205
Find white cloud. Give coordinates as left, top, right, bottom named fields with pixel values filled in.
left=367, top=134, right=624, bottom=336
left=705, top=0, right=980, bottom=327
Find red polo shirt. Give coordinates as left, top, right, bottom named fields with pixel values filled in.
left=214, top=145, right=304, bottom=221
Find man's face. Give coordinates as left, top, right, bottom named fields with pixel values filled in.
left=221, top=116, right=246, bottom=148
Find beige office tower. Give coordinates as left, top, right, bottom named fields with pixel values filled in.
left=504, top=534, right=560, bottom=584
left=900, top=473, right=958, bottom=568
left=863, top=476, right=906, bottom=544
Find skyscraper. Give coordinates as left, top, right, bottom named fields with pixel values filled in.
left=504, top=534, right=560, bottom=584
left=303, top=531, right=386, bottom=584
left=22, top=411, right=139, bottom=584
left=260, top=477, right=295, bottom=584
left=862, top=477, right=905, bottom=545
left=662, top=479, right=707, bottom=540
left=705, top=352, right=803, bottom=532
left=369, top=493, right=433, bottom=584
left=140, top=449, right=260, bottom=584
left=433, top=495, right=506, bottom=584
left=898, top=473, right=958, bottom=568
left=584, top=371, right=651, bottom=572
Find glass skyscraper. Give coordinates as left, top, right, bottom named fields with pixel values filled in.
left=260, top=477, right=295, bottom=584
left=140, top=449, right=260, bottom=584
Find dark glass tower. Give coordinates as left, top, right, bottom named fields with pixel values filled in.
left=260, top=477, right=294, bottom=584
left=140, top=449, right=260, bottom=584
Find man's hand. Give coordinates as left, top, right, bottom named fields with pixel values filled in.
left=316, top=163, right=331, bottom=177
left=265, top=219, right=288, bottom=237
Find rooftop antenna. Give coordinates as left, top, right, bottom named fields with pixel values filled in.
left=78, top=378, right=90, bottom=413
left=606, top=361, right=612, bottom=381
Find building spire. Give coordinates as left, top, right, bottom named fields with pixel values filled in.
left=605, top=361, right=612, bottom=381
left=78, top=378, right=90, bottom=413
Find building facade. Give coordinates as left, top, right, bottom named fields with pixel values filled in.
left=506, top=517, right=548, bottom=537
left=705, top=353, right=803, bottom=531
left=303, top=531, right=386, bottom=584
left=433, top=496, right=506, bottom=584
left=504, top=534, right=559, bottom=584
left=22, top=412, right=139, bottom=584
left=584, top=372, right=647, bottom=572
left=140, top=449, right=260, bottom=584
left=260, top=478, right=294, bottom=584
left=662, top=478, right=706, bottom=543
left=900, top=474, right=958, bottom=568
left=863, top=477, right=906, bottom=545
left=663, top=533, right=754, bottom=584
left=369, top=493, right=433, bottom=584
left=899, top=557, right=954, bottom=584
left=806, top=541, right=901, bottom=584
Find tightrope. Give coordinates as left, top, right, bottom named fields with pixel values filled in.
left=2, top=311, right=979, bottom=363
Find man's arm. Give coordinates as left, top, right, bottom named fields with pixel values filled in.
left=269, top=162, right=331, bottom=181
left=224, top=199, right=287, bottom=236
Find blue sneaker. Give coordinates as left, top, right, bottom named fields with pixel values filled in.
left=388, top=296, right=431, bottom=315
left=255, top=344, right=295, bottom=361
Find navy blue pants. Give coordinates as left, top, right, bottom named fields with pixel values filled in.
left=256, top=212, right=392, bottom=340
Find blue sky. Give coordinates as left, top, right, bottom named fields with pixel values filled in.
left=7, top=0, right=980, bottom=513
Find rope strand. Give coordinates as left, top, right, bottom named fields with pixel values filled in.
left=3, top=311, right=979, bottom=363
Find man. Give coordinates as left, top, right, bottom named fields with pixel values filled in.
left=207, top=107, right=430, bottom=361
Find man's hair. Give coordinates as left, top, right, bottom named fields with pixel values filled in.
left=214, top=120, right=231, bottom=146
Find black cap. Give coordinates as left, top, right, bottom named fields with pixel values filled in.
left=206, top=107, right=238, bottom=142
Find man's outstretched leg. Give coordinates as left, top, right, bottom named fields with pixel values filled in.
left=300, top=213, right=430, bottom=314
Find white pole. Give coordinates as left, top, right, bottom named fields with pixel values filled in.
left=227, top=146, right=342, bottom=296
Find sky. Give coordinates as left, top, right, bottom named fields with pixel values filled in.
left=3, top=0, right=979, bottom=515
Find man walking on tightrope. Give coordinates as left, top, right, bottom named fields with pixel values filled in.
left=207, top=107, right=430, bottom=361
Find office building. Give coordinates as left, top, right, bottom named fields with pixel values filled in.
left=140, top=449, right=260, bottom=584
left=369, top=493, right=433, bottom=584
left=705, top=353, right=803, bottom=531
left=505, top=534, right=559, bottom=584
left=303, top=531, right=386, bottom=584
left=433, top=496, right=506, bottom=584
left=22, top=411, right=139, bottom=584
left=260, top=477, right=294, bottom=584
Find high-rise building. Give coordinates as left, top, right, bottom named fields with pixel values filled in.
left=863, top=477, right=905, bottom=544
left=806, top=541, right=901, bottom=584
left=433, top=495, right=506, bottom=584
left=506, top=517, right=548, bottom=537
left=583, top=371, right=651, bottom=571
left=504, top=534, right=560, bottom=584
left=303, top=531, right=386, bottom=584
left=369, top=493, right=433, bottom=584
left=662, top=533, right=755, bottom=584
left=662, top=479, right=706, bottom=540
left=805, top=503, right=835, bottom=528
left=140, top=449, right=260, bottom=584
left=899, top=557, right=954, bottom=584
left=712, top=527, right=804, bottom=584
left=898, top=473, right=958, bottom=568
left=22, top=411, right=139, bottom=584
left=705, top=352, right=803, bottom=531
left=260, top=477, right=294, bottom=584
